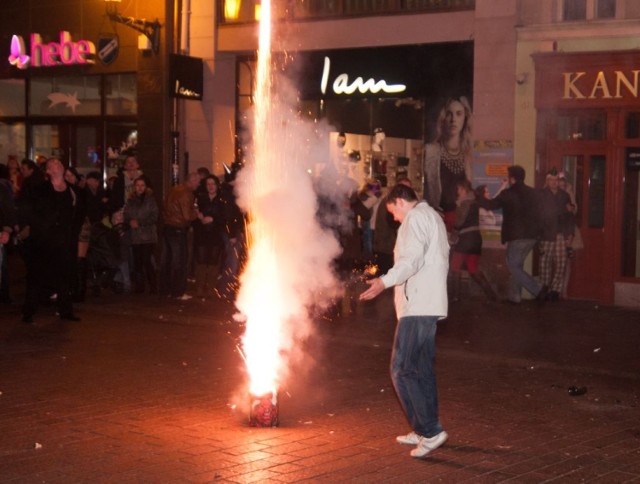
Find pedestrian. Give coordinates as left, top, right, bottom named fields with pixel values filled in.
left=449, top=180, right=497, bottom=302
left=193, top=175, right=225, bottom=300
left=21, top=158, right=84, bottom=322
left=538, top=168, right=575, bottom=301
left=159, top=172, right=199, bottom=300
left=360, top=183, right=449, bottom=458
left=0, top=167, right=16, bottom=301
left=216, top=163, right=246, bottom=302
left=476, top=165, right=547, bottom=304
left=124, top=176, right=158, bottom=294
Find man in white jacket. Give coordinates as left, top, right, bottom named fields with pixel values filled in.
left=360, top=183, right=449, bottom=458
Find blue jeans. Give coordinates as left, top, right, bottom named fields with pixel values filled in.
left=390, top=315, right=443, bottom=438
left=159, top=226, right=188, bottom=297
left=216, top=233, right=244, bottom=299
left=506, top=238, right=542, bottom=302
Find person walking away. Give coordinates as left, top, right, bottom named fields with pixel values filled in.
left=159, top=173, right=199, bottom=300
left=360, top=184, right=449, bottom=458
left=450, top=180, right=497, bottom=302
left=124, top=176, right=158, bottom=294
left=538, top=168, right=575, bottom=301
left=476, top=165, right=547, bottom=304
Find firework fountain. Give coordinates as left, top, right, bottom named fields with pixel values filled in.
left=234, top=0, right=343, bottom=426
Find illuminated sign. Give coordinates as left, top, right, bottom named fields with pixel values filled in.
left=320, top=56, right=406, bottom=96
left=8, top=31, right=96, bottom=70
left=169, top=54, right=203, bottom=101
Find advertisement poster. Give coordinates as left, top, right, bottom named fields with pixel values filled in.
left=472, top=140, right=512, bottom=248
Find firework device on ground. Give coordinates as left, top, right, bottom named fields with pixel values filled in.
left=249, top=392, right=279, bottom=427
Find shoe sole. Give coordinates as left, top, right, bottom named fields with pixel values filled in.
left=410, top=431, right=448, bottom=458
left=396, top=436, right=420, bottom=445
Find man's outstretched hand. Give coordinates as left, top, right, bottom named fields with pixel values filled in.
left=360, top=278, right=385, bottom=301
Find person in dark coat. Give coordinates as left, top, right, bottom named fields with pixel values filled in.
left=216, top=163, right=246, bottom=302
left=124, top=176, right=158, bottom=294
left=21, top=158, right=84, bottom=322
left=193, top=175, right=226, bottom=299
left=0, top=167, right=16, bottom=303
left=476, top=165, right=546, bottom=304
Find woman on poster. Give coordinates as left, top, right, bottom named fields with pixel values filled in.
left=423, top=96, right=473, bottom=232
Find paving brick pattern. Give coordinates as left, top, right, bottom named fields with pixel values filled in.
left=0, top=287, right=639, bottom=482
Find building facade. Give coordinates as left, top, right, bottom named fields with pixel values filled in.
left=2, top=0, right=638, bottom=307
left=0, top=0, right=174, bottom=195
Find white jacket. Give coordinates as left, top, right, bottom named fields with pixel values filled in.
left=380, top=201, right=449, bottom=319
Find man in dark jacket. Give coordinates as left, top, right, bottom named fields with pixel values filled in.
left=476, top=165, right=547, bottom=304
left=159, top=173, right=199, bottom=300
left=21, top=158, right=84, bottom=322
left=0, top=165, right=16, bottom=303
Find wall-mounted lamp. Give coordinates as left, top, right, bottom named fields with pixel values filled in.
left=104, top=0, right=161, bottom=53
left=516, top=72, right=529, bottom=85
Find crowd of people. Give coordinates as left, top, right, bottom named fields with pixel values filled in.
left=0, top=155, right=246, bottom=323
left=0, top=141, right=580, bottom=325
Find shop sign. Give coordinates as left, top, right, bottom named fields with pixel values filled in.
left=98, top=35, right=119, bottom=66
left=8, top=31, right=96, bottom=70
left=320, top=56, right=406, bottom=96
left=169, top=54, right=203, bottom=101
left=563, top=70, right=640, bottom=100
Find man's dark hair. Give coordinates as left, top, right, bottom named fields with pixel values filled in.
left=21, top=159, right=37, bottom=172
left=387, top=183, right=418, bottom=204
left=508, top=165, right=526, bottom=183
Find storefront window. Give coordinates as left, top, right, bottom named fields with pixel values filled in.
left=29, top=76, right=101, bottom=116
left=622, top=147, right=640, bottom=277
left=625, top=112, right=640, bottom=139
left=344, top=0, right=397, bottom=15
left=557, top=112, right=606, bottom=140
left=32, top=125, right=61, bottom=160
left=219, top=0, right=474, bottom=23
left=564, top=0, right=586, bottom=20
left=294, top=0, right=341, bottom=17
left=106, top=122, right=138, bottom=177
left=0, top=80, right=26, bottom=117
left=105, top=74, right=137, bottom=115
left=587, top=155, right=605, bottom=228
left=0, top=122, right=26, bottom=164
left=596, top=0, right=615, bottom=18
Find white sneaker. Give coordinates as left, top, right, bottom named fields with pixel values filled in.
left=410, top=431, right=448, bottom=458
left=176, top=294, right=193, bottom=301
left=396, top=431, right=421, bottom=445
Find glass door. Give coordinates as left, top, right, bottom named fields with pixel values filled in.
left=554, top=151, right=607, bottom=300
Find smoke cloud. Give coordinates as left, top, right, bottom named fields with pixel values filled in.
left=234, top=51, right=357, bottom=397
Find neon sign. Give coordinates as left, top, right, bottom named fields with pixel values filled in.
left=8, top=32, right=96, bottom=70
left=320, top=56, right=406, bottom=96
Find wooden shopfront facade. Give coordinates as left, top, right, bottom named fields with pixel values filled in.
left=533, top=50, right=640, bottom=306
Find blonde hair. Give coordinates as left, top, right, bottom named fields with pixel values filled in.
left=434, top=96, right=473, bottom=156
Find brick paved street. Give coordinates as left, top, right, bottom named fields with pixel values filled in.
left=0, top=274, right=639, bottom=482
